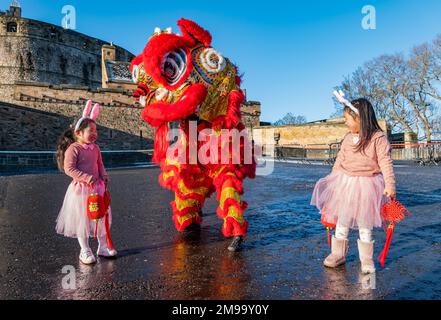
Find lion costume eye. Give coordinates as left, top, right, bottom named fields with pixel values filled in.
left=132, top=65, right=139, bottom=83
left=161, top=49, right=187, bottom=85
left=199, top=48, right=226, bottom=74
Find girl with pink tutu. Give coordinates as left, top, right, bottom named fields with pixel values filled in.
left=55, top=100, right=117, bottom=265
left=311, top=91, right=396, bottom=274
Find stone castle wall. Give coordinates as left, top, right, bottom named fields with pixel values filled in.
left=0, top=13, right=134, bottom=99
left=1, top=83, right=154, bottom=151
left=253, top=119, right=389, bottom=157
left=1, top=82, right=261, bottom=151
left=0, top=6, right=261, bottom=152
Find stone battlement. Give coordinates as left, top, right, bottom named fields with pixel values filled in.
left=0, top=2, right=261, bottom=152
left=0, top=8, right=134, bottom=90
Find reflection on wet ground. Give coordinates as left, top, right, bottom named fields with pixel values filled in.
left=0, top=163, right=440, bottom=299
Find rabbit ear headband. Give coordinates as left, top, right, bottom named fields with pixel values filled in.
left=74, top=100, right=100, bottom=131
left=333, top=90, right=359, bottom=115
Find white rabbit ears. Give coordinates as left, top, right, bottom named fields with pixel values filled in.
left=333, top=90, right=359, bottom=115
left=74, top=100, right=100, bottom=131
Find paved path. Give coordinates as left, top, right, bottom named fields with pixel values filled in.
left=0, top=163, right=440, bottom=299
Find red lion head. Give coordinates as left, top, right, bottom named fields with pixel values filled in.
left=131, top=18, right=244, bottom=162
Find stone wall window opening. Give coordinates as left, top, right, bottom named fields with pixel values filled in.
left=109, top=129, right=113, bottom=139
left=139, top=130, right=143, bottom=140
left=7, top=22, right=17, bottom=32
left=49, top=27, right=57, bottom=39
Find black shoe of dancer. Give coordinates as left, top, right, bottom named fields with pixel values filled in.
left=228, top=236, right=243, bottom=252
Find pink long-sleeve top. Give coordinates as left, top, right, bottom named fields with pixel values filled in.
left=63, top=142, right=107, bottom=184
left=332, top=130, right=396, bottom=191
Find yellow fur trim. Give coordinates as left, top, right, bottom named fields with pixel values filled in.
left=177, top=212, right=199, bottom=226
left=175, top=197, right=199, bottom=210
left=219, top=187, right=240, bottom=210
left=224, top=206, right=244, bottom=225
left=178, top=180, right=208, bottom=196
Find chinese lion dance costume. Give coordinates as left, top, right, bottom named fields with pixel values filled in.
left=130, top=18, right=256, bottom=251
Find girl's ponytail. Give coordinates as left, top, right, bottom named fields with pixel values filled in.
left=56, top=127, right=75, bottom=172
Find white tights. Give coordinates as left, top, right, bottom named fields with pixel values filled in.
left=335, top=223, right=372, bottom=243
left=78, top=237, right=90, bottom=251
left=78, top=236, right=107, bottom=251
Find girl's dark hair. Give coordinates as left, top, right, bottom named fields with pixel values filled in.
left=56, top=118, right=95, bottom=172
left=344, top=98, right=382, bottom=153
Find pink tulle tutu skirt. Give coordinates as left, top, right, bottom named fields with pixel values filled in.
left=56, top=180, right=112, bottom=238
left=311, top=170, right=387, bottom=229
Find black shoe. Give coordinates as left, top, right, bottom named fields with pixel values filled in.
left=228, top=236, right=243, bottom=252
left=183, top=223, right=201, bottom=234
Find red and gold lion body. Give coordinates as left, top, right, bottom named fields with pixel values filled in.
left=131, top=19, right=256, bottom=237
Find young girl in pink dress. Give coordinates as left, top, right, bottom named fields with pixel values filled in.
left=311, top=91, right=396, bottom=274
left=55, top=100, right=117, bottom=265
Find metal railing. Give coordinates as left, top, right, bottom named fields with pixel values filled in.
left=273, top=142, right=342, bottom=165
left=391, top=142, right=441, bottom=166
left=271, top=141, right=441, bottom=166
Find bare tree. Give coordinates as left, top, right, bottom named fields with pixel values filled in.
left=274, top=113, right=307, bottom=126
left=333, top=34, right=441, bottom=142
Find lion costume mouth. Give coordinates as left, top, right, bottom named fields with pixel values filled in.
left=141, top=83, right=207, bottom=124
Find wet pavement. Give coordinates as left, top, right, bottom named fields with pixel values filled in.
left=0, top=162, right=440, bottom=300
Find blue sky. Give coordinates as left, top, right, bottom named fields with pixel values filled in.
left=1, top=0, right=441, bottom=123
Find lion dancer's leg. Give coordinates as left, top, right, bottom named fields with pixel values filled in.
left=160, top=159, right=212, bottom=231
left=171, top=173, right=211, bottom=231
left=211, top=167, right=248, bottom=250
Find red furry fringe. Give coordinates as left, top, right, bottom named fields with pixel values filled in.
left=141, top=84, right=207, bottom=124
left=152, top=124, right=169, bottom=163
left=129, top=54, right=143, bottom=73
left=214, top=181, right=243, bottom=201
left=179, top=166, right=213, bottom=189
left=175, top=191, right=206, bottom=206
left=173, top=214, right=201, bottom=231
left=143, top=33, right=193, bottom=90
left=158, top=173, right=179, bottom=191
left=171, top=201, right=201, bottom=217
left=216, top=198, right=245, bottom=219
left=222, top=217, right=248, bottom=237
left=177, top=18, right=212, bottom=47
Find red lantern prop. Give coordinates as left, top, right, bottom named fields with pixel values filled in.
left=377, top=197, right=410, bottom=268
left=86, top=188, right=114, bottom=250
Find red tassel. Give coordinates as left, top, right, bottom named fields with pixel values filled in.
left=104, top=211, right=114, bottom=250
left=94, top=220, right=98, bottom=239
left=321, top=213, right=336, bottom=248
left=378, top=223, right=395, bottom=268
